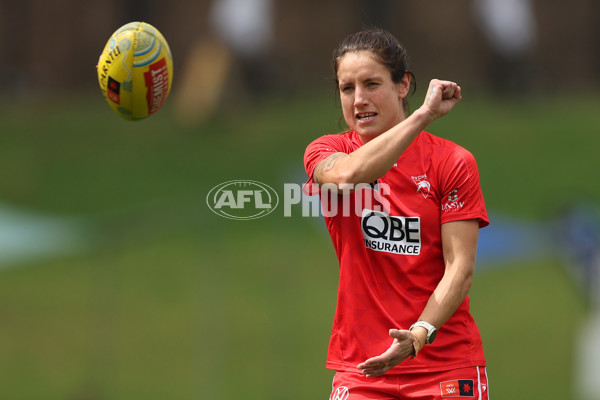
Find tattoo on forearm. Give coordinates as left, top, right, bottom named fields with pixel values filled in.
left=314, top=153, right=346, bottom=183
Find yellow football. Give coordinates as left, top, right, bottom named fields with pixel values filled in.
left=97, top=22, right=173, bottom=121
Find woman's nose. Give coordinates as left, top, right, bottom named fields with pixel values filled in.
left=353, top=87, right=368, bottom=107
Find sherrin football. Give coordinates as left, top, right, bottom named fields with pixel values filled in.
left=97, top=22, right=173, bottom=120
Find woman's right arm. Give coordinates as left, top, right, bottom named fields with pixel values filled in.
left=313, top=79, right=461, bottom=190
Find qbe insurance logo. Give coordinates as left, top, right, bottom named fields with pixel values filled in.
left=206, top=180, right=279, bottom=220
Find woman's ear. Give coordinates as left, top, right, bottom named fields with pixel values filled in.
left=397, top=72, right=411, bottom=99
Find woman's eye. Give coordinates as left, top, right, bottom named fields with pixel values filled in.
left=341, top=86, right=353, bottom=93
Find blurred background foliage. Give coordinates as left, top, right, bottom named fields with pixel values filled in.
left=0, top=0, right=599, bottom=399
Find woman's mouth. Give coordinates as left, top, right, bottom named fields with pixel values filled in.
left=356, top=112, right=377, bottom=122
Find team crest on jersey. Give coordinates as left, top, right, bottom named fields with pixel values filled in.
left=411, top=174, right=431, bottom=199
left=447, top=188, right=459, bottom=202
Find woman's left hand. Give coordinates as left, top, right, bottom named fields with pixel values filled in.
left=356, top=329, right=417, bottom=377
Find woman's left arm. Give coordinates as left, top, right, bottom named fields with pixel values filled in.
left=357, top=219, right=481, bottom=377
left=411, top=219, right=480, bottom=354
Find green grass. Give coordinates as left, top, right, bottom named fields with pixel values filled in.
left=0, top=90, right=597, bottom=398
left=470, top=260, right=585, bottom=399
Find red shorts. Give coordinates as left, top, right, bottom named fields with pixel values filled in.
left=329, top=366, right=489, bottom=400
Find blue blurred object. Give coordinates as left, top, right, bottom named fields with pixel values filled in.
left=555, top=202, right=600, bottom=306
left=478, top=205, right=600, bottom=305
left=476, top=212, right=552, bottom=267
left=0, top=202, right=87, bottom=268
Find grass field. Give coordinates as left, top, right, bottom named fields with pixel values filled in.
left=0, top=90, right=597, bottom=399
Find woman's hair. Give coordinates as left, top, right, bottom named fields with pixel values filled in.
left=333, top=28, right=416, bottom=113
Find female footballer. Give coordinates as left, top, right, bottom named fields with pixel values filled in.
left=304, top=28, right=490, bottom=399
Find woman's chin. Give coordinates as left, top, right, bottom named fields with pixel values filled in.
left=354, top=128, right=380, bottom=143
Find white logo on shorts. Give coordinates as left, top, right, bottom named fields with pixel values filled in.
left=330, top=386, right=349, bottom=400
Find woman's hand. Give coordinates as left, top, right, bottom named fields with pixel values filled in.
left=420, top=79, right=462, bottom=120
left=356, top=329, right=417, bottom=377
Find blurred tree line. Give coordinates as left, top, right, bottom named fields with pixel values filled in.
left=0, top=0, right=598, bottom=99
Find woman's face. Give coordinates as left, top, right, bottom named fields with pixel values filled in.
left=336, top=51, right=410, bottom=142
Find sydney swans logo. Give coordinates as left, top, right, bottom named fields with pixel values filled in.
left=412, top=174, right=431, bottom=199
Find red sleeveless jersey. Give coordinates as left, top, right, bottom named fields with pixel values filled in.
left=304, top=130, right=489, bottom=374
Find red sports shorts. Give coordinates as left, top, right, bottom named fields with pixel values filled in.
left=329, top=366, right=489, bottom=400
